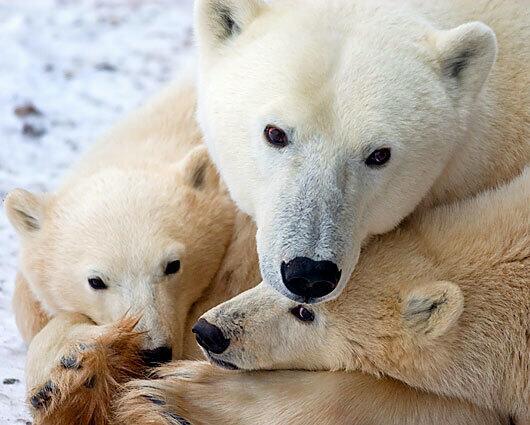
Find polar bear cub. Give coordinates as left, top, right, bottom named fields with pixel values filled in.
left=198, top=169, right=530, bottom=423
left=4, top=75, right=235, bottom=364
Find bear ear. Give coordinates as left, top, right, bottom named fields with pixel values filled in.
left=434, top=22, right=497, bottom=101
left=195, top=0, right=265, bottom=51
left=4, top=189, right=47, bottom=236
left=179, top=145, right=221, bottom=191
left=401, top=281, right=464, bottom=341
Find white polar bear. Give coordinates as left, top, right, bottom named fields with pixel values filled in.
left=193, top=0, right=529, bottom=303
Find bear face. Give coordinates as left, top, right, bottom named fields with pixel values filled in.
left=193, top=249, right=461, bottom=374
left=195, top=169, right=530, bottom=416
left=196, top=279, right=465, bottom=373
left=194, top=0, right=498, bottom=303
left=5, top=147, right=235, bottom=358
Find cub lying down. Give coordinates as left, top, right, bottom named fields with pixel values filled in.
left=196, top=168, right=530, bottom=423
left=4, top=76, right=240, bottom=424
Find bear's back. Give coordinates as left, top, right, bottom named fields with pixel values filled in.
left=412, top=167, right=530, bottom=276
left=59, top=69, right=202, bottom=189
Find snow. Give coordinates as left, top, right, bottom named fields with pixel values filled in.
left=0, top=0, right=194, bottom=422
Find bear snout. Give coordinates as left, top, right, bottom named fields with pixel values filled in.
left=192, top=318, right=230, bottom=354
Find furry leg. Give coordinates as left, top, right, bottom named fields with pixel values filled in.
left=114, top=360, right=507, bottom=425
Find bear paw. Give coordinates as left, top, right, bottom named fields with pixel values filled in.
left=114, top=376, right=192, bottom=425
left=29, top=317, right=145, bottom=425
left=29, top=380, right=57, bottom=411
left=115, top=361, right=243, bottom=425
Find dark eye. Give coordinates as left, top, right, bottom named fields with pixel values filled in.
left=290, top=305, right=315, bottom=322
left=164, top=260, right=181, bottom=275
left=264, top=125, right=289, bottom=148
left=88, top=277, right=107, bottom=290
left=365, top=148, right=391, bottom=167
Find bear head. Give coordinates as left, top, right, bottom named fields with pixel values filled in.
left=193, top=0, right=497, bottom=303
left=5, top=146, right=235, bottom=361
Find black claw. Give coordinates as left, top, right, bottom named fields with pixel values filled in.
left=165, top=412, right=192, bottom=425
left=60, top=355, right=81, bottom=370
left=84, top=376, right=96, bottom=389
left=143, top=394, right=166, bottom=406
left=30, top=381, right=56, bottom=410
left=77, top=342, right=95, bottom=352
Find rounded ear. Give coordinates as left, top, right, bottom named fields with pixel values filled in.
left=401, top=281, right=464, bottom=341
left=178, top=145, right=221, bottom=192
left=434, top=21, right=497, bottom=101
left=194, top=0, right=265, bottom=52
left=4, top=189, right=47, bottom=236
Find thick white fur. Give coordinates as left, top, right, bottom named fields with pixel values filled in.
left=194, top=0, right=529, bottom=302
left=6, top=72, right=523, bottom=424
left=4, top=75, right=265, bottom=424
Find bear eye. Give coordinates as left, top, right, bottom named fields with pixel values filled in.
left=264, top=125, right=289, bottom=148
left=365, top=148, right=391, bottom=167
left=290, top=305, right=315, bottom=322
left=88, top=277, right=107, bottom=290
left=164, top=260, right=181, bottom=275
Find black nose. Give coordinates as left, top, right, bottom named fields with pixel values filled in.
left=192, top=318, right=230, bottom=354
left=281, top=257, right=341, bottom=300
left=140, top=346, right=173, bottom=367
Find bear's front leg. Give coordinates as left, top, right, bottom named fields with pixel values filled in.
left=114, top=361, right=507, bottom=425
left=12, top=273, right=51, bottom=343
left=26, top=312, right=145, bottom=425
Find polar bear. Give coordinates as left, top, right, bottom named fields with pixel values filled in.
left=3, top=75, right=241, bottom=423
left=191, top=169, right=530, bottom=424
left=5, top=74, right=235, bottom=357
left=113, top=176, right=528, bottom=424
left=194, top=0, right=530, bottom=303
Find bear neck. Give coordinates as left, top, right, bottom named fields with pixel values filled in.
left=422, top=86, right=529, bottom=210
left=374, top=239, right=528, bottom=419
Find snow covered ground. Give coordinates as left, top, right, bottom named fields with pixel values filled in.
left=0, top=0, right=194, bottom=422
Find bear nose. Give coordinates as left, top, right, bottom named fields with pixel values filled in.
left=192, top=318, right=230, bottom=354
left=281, top=257, right=341, bottom=300
left=140, top=346, right=173, bottom=367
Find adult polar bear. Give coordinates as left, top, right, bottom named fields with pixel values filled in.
left=194, top=0, right=529, bottom=303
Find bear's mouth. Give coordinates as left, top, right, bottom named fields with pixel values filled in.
left=205, top=352, right=240, bottom=370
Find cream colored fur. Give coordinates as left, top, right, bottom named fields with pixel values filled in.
left=199, top=169, right=530, bottom=423
left=4, top=74, right=240, bottom=422
left=194, top=0, right=530, bottom=302
left=6, top=73, right=235, bottom=352
left=117, top=361, right=508, bottom=425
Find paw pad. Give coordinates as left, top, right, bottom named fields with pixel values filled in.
left=142, top=393, right=191, bottom=425
left=84, top=375, right=97, bottom=388
left=143, top=394, right=165, bottom=406
left=77, top=342, right=95, bottom=352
